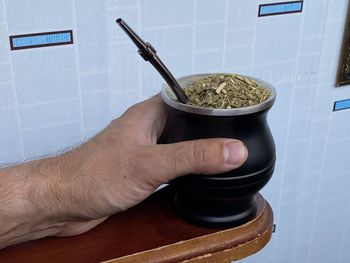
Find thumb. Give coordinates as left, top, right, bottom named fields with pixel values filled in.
left=147, top=138, right=248, bottom=183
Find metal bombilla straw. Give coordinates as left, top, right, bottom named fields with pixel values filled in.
left=116, top=18, right=188, bottom=104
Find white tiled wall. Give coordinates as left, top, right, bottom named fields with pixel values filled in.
left=1, top=0, right=350, bottom=262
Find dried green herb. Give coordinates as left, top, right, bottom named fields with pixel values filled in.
left=183, top=74, right=270, bottom=109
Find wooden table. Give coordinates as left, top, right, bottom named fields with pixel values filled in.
left=0, top=186, right=273, bottom=263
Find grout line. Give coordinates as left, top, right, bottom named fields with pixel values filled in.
left=81, top=88, right=110, bottom=96
left=194, top=19, right=226, bottom=26
left=250, top=0, right=259, bottom=75
left=80, top=69, right=109, bottom=76
left=225, top=44, right=255, bottom=51
left=2, top=0, right=25, bottom=160
left=226, top=26, right=256, bottom=32
left=142, top=23, right=193, bottom=32
left=137, top=0, right=143, bottom=98
left=273, top=3, right=306, bottom=262
left=221, top=0, right=230, bottom=70
left=194, top=48, right=225, bottom=54
left=21, top=119, right=81, bottom=132
left=0, top=80, right=12, bottom=85
left=305, top=0, right=332, bottom=262
left=106, top=0, right=115, bottom=117
left=106, top=5, right=138, bottom=11
left=253, top=58, right=297, bottom=67
left=191, top=0, right=197, bottom=73
left=19, top=97, right=79, bottom=109
left=0, top=62, right=10, bottom=66
left=72, top=0, right=85, bottom=140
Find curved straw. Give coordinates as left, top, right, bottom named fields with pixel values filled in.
left=116, top=18, right=188, bottom=104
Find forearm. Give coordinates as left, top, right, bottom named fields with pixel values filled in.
left=0, top=156, right=71, bottom=249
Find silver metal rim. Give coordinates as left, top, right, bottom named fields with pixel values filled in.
left=161, top=73, right=276, bottom=116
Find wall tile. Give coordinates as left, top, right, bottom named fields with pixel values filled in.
left=0, top=0, right=4, bottom=25
left=195, top=22, right=225, bottom=51
left=245, top=238, right=275, bottom=262
left=306, top=137, right=326, bottom=163
left=19, top=99, right=80, bottom=129
left=0, top=82, right=15, bottom=109
left=194, top=50, right=223, bottom=73
left=326, top=0, right=348, bottom=21
left=283, top=141, right=308, bottom=190
left=0, top=108, right=21, bottom=153
left=261, top=169, right=281, bottom=213
left=267, top=82, right=293, bottom=127
left=329, top=110, right=350, bottom=141
left=278, top=201, right=298, bottom=226
left=22, top=121, right=81, bottom=158
left=82, top=91, right=111, bottom=130
left=319, top=173, right=350, bottom=201
left=276, top=225, right=296, bottom=248
left=302, top=0, right=328, bottom=38
left=110, top=90, right=142, bottom=119
left=0, top=24, right=10, bottom=64
left=196, top=0, right=227, bottom=23
left=0, top=151, right=22, bottom=166
left=311, top=85, right=334, bottom=119
left=253, top=60, right=297, bottom=85
left=324, top=139, right=350, bottom=177
left=322, top=20, right=345, bottom=53
left=227, top=0, right=257, bottom=30
left=309, top=238, right=342, bottom=263
left=270, top=125, right=288, bottom=162
left=313, top=197, right=349, bottom=241
left=0, top=63, right=11, bottom=83
left=4, top=0, right=73, bottom=34
left=295, top=212, right=315, bottom=242
left=225, top=28, right=255, bottom=49
left=274, top=245, right=293, bottom=263
left=301, top=161, right=322, bottom=192
left=292, top=85, right=314, bottom=110
left=288, top=108, right=311, bottom=142
left=12, top=47, right=78, bottom=105
left=106, top=0, right=138, bottom=9
left=299, top=36, right=323, bottom=55
left=81, top=72, right=109, bottom=93
left=290, top=243, right=309, bottom=263
left=254, top=15, right=302, bottom=64
left=141, top=0, right=194, bottom=29
left=297, top=54, right=320, bottom=83
left=319, top=52, right=339, bottom=73
left=310, top=118, right=330, bottom=138
left=224, top=45, right=253, bottom=69
left=75, top=0, right=108, bottom=73
left=141, top=64, right=164, bottom=97
left=110, top=43, right=140, bottom=93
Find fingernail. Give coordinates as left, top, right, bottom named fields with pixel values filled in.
left=224, top=141, right=246, bottom=165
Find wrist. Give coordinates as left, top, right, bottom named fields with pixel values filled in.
left=0, top=159, right=68, bottom=248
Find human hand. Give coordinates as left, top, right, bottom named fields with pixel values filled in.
left=0, top=95, right=248, bottom=247
left=53, top=95, right=248, bottom=236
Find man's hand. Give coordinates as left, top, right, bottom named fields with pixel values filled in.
left=0, top=95, right=248, bottom=248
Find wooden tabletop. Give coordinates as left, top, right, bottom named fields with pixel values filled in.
left=0, top=186, right=273, bottom=263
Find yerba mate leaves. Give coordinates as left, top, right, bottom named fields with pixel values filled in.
left=183, top=74, right=270, bottom=109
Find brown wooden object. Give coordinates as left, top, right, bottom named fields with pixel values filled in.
left=0, top=186, right=273, bottom=263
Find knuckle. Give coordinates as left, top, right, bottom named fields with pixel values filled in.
left=172, top=145, right=186, bottom=174
left=191, top=140, right=208, bottom=173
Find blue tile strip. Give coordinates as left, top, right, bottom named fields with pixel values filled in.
left=259, top=1, right=303, bottom=17
left=9, top=30, right=73, bottom=50
left=333, top=99, right=350, bottom=111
